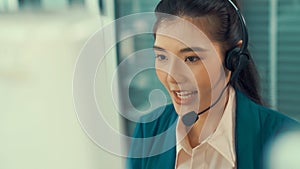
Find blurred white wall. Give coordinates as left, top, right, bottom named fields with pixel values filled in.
left=0, top=0, right=18, bottom=11
left=0, top=0, right=123, bottom=169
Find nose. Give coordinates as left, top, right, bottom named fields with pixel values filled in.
left=166, top=59, right=186, bottom=84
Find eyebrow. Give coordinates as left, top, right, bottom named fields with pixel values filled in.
left=153, top=46, right=166, bottom=51
left=153, top=45, right=205, bottom=53
left=180, top=47, right=205, bottom=53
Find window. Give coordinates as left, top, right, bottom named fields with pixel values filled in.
left=243, top=0, right=300, bottom=119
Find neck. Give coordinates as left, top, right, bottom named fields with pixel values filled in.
left=187, top=87, right=230, bottom=148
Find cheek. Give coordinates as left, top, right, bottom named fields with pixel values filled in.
left=191, top=67, right=212, bottom=91
left=156, top=69, right=167, bottom=86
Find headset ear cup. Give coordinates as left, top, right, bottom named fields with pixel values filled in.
left=225, top=47, right=241, bottom=71
left=229, top=52, right=250, bottom=82
left=238, top=53, right=250, bottom=70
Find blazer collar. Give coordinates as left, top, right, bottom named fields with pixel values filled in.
left=235, top=90, right=261, bottom=169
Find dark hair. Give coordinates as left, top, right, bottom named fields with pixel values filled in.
left=154, top=0, right=264, bottom=105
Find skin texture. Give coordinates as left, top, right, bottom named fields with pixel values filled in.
left=153, top=17, right=232, bottom=147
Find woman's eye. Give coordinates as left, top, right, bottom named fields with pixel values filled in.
left=184, top=56, right=201, bottom=63
left=155, top=54, right=168, bottom=61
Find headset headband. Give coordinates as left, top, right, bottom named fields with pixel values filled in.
left=227, top=0, right=249, bottom=54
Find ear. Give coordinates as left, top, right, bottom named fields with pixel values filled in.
left=237, top=40, right=243, bottom=48
left=224, top=68, right=231, bottom=83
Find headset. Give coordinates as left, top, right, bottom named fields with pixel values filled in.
left=182, top=0, right=251, bottom=126
left=225, top=0, right=250, bottom=82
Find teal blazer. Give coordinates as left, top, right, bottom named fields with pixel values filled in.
left=127, top=91, right=299, bottom=169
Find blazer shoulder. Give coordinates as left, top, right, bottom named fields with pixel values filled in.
left=257, top=104, right=300, bottom=132
left=236, top=90, right=299, bottom=136
left=236, top=90, right=299, bottom=128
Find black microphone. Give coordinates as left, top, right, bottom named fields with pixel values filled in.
left=182, top=82, right=230, bottom=126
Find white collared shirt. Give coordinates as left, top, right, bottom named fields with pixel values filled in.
left=175, top=87, right=236, bottom=169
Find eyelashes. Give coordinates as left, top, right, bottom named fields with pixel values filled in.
left=155, top=54, right=202, bottom=64
left=155, top=54, right=168, bottom=61
left=184, top=56, right=201, bottom=63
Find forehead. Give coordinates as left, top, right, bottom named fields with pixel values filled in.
left=154, top=18, right=213, bottom=49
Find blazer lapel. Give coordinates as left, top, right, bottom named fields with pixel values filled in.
left=235, top=91, right=261, bottom=169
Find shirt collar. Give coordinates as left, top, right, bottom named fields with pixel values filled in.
left=207, top=86, right=236, bottom=166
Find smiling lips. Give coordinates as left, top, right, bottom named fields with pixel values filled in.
left=172, top=90, right=198, bottom=105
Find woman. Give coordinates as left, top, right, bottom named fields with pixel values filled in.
left=127, top=0, right=299, bottom=168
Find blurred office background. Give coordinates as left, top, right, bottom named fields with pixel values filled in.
left=0, top=0, right=299, bottom=169
left=0, top=0, right=122, bottom=169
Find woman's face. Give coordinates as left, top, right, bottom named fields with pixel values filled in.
left=154, top=18, right=230, bottom=116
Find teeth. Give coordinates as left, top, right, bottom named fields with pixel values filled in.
left=175, top=91, right=196, bottom=99
left=175, top=91, right=194, bottom=96
left=177, top=94, right=192, bottom=99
